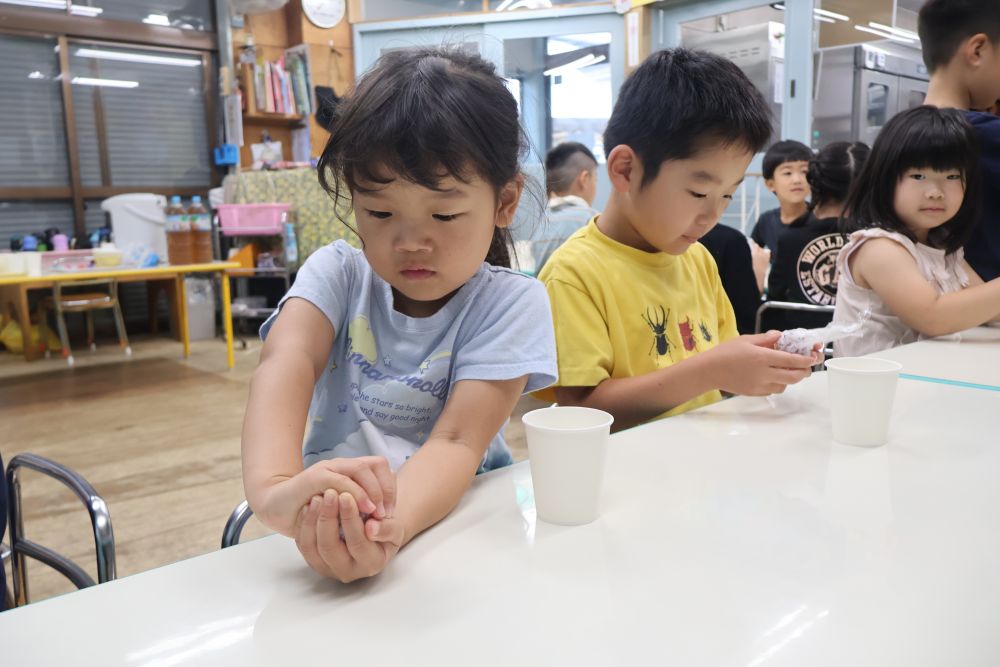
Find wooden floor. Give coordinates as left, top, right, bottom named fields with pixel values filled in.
left=0, top=333, right=545, bottom=604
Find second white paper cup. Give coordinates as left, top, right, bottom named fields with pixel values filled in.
left=522, top=406, right=614, bottom=526
left=825, top=357, right=902, bottom=447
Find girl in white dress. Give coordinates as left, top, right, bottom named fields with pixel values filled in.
left=833, top=105, right=1000, bottom=356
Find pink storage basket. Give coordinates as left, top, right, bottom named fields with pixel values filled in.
left=216, top=203, right=291, bottom=236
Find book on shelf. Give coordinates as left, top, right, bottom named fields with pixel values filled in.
left=240, top=45, right=315, bottom=118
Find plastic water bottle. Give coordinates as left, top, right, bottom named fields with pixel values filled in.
left=188, top=195, right=213, bottom=264
left=165, top=195, right=193, bottom=265
left=284, top=221, right=298, bottom=266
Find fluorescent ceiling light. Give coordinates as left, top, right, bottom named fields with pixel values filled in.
left=71, top=76, right=138, bottom=88
left=544, top=54, right=606, bottom=77
left=771, top=4, right=849, bottom=22
left=70, top=3, right=101, bottom=15
left=0, top=0, right=64, bottom=8
left=0, top=0, right=102, bottom=15
left=868, top=21, right=920, bottom=41
left=813, top=7, right=849, bottom=21
left=142, top=13, right=170, bottom=26
left=495, top=0, right=551, bottom=9
left=854, top=24, right=915, bottom=44
left=75, top=48, right=200, bottom=67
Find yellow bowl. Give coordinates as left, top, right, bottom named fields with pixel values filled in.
left=92, top=249, right=123, bottom=267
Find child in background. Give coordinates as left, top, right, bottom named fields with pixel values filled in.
left=766, top=140, right=869, bottom=330
left=749, top=139, right=813, bottom=289
left=698, top=223, right=761, bottom=335
left=527, top=142, right=602, bottom=272
left=920, top=0, right=1000, bottom=281
left=833, top=106, right=1000, bottom=357
left=538, top=49, right=820, bottom=432
left=242, top=47, right=557, bottom=583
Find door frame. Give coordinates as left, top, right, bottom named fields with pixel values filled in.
left=352, top=6, right=625, bottom=209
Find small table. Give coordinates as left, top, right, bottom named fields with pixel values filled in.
left=0, top=262, right=241, bottom=369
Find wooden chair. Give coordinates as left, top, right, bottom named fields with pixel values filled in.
left=42, top=279, right=131, bottom=367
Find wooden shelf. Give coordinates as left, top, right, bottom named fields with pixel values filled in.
left=232, top=5, right=355, bottom=168
left=243, top=112, right=305, bottom=127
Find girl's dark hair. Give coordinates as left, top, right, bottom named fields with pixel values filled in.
left=317, top=46, right=526, bottom=267
left=840, top=106, right=981, bottom=252
left=807, top=141, right=870, bottom=211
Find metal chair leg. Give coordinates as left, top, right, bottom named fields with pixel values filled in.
left=86, top=311, right=96, bottom=352
left=1, top=542, right=12, bottom=610
left=109, top=282, right=131, bottom=357
left=52, top=285, right=73, bottom=366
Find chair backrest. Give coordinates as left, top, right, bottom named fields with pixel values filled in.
left=6, top=453, right=116, bottom=607
left=221, top=499, right=254, bottom=549
left=755, top=301, right=836, bottom=335
left=53, top=278, right=119, bottom=303
left=1, top=452, right=8, bottom=612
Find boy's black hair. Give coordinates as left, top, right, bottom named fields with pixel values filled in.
left=918, top=0, right=1000, bottom=73
left=544, top=142, right=597, bottom=195
left=762, top=140, right=813, bottom=180
left=807, top=141, right=870, bottom=210
left=841, top=106, right=980, bottom=253
left=316, top=47, right=526, bottom=267
left=603, top=48, right=772, bottom=188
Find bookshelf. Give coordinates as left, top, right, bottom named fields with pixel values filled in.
left=243, top=113, right=305, bottom=126
left=231, top=0, right=355, bottom=168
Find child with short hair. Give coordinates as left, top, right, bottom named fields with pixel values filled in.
left=920, top=0, right=1000, bottom=280
left=538, top=49, right=820, bottom=432
left=750, top=139, right=814, bottom=272
left=242, top=47, right=557, bottom=582
left=833, top=106, right=1000, bottom=357
left=766, top=140, right=869, bottom=329
left=529, top=141, right=601, bottom=271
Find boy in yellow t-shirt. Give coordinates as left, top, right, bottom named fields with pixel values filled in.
left=538, top=49, right=821, bottom=431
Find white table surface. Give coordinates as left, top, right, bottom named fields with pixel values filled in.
left=4, top=373, right=1000, bottom=666
left=872, top=326, right=1000, bottom=388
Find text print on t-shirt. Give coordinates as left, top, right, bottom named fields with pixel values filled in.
left=797, top=233, right=845, bottom=306
left=345, top=315, right=450, bottom=432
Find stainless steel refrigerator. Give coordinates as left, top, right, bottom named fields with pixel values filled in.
left=813, top=43, right=929, bottom=149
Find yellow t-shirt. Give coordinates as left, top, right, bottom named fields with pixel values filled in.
left=537, top=218, right=738, bottom=418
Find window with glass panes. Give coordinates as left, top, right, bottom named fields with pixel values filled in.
left=0, top=1, right=216, bottom=249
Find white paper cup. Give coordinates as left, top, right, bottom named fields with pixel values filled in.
left=522, top=406, right=613, bottom=526
left=825, top=357, right=902, bottom=447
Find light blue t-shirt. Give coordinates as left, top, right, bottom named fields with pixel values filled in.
left=261, top=241, right=558, bottom=473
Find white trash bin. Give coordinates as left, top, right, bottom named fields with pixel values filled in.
left=185, top=277, right=216, bottom=341
left=101, top=193, right=168, bottom=263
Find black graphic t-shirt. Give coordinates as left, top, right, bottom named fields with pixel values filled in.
left=765, top=213, right=843, bottom=330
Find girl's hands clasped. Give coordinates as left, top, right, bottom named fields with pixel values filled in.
left=254, top=456, right=396, bottom=538
left=295, top=489, right=406, bottom=583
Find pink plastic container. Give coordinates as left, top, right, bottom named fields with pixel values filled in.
left=216, top=203, right=291, bottom=236
left=42, top=249, right=93, bottom=273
